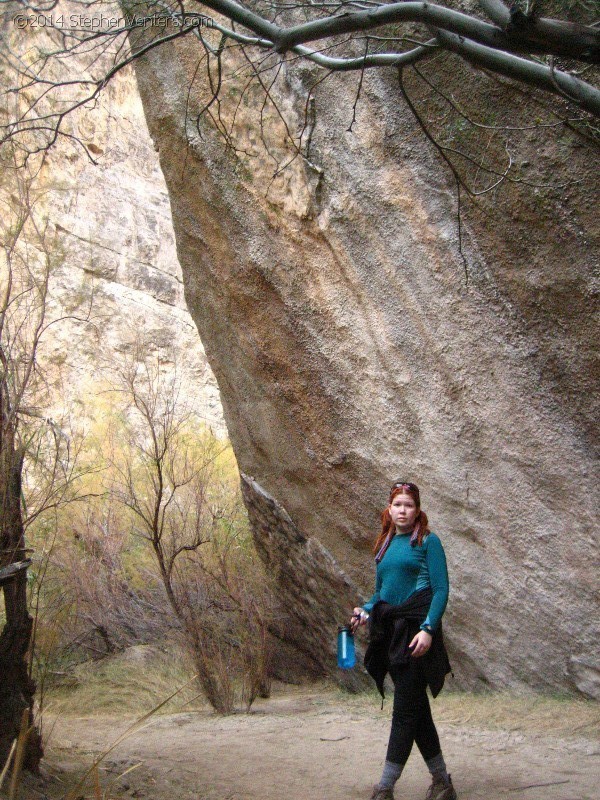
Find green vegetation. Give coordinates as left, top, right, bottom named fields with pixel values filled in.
left=25, top=361, right=273, bottom=721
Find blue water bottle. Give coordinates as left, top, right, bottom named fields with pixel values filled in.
left=337, top=625, right=356, bottom=669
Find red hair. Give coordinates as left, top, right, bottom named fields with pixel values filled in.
left=373, top=482, right=430, bottom=558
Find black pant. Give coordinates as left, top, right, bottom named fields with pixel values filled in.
left=386, top=658, right=441, bottom=766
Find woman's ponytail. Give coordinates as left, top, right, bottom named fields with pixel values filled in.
left=373, top=506, right=395, bottom=560
left=410, top=510, right=429, bottom=548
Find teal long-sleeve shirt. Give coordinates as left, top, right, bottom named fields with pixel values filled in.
left=363, top=531, right=449, bottom=631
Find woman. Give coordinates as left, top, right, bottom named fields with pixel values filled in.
left=351, top=481, right=456, bottom=800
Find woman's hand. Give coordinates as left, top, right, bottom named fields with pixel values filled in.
left=409, top=630, right=432, bottom=657
left=350, top=607, right=368, bottom=634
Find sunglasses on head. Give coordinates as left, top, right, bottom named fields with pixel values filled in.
left=391, top=482, right=418, bottom=492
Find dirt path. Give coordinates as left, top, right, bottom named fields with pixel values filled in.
left=44, top=686, right=599, bottom=800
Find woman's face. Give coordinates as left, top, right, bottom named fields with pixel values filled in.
left=389, top=492, right=418, bottom=531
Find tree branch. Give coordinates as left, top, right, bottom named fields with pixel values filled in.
left=478, top=0, right=510, bottom=28
left=435, top=29, right=600, bottom=118
left=292, top=39, right=437, bottom=71
left=198, top=0, right=600, bottom=63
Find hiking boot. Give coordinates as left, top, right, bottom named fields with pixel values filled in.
left=370, top=784, right=395, bottom=800
left=425, top=773, right=457, bottom=800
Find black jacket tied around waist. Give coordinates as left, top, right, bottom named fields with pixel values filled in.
left=364, top=588, right=452, bottom=700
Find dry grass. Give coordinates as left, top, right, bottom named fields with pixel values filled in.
left=45, top=645, right=207, bottom=718
left=331, top=682, right=600, bottom=739
left=434, top=689, right=600, bottom=738
left=42, top=642, right=600, bottom=745
left=46, top=648, right=600, bottom=742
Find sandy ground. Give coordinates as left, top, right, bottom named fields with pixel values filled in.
left=34, top=686, right=599, bottom=800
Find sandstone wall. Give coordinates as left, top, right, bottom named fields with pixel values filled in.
left=131, top=26, right=599, bottom=696
left=2, top=55, right=224, bottom=432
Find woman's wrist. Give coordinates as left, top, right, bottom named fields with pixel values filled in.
left=350, top=607, right=369, bottom=632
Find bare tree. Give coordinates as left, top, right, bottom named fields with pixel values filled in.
left=0, top=152, right=95, bottom=771
left=107, top=346, right=273, bottom=712
left=0, top=1, right=598, bottom=176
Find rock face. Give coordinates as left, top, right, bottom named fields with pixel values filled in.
left=131, top=28, right=599, bottom=696
left=8, top=67, right=224, bottom=433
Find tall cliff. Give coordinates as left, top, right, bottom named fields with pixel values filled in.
left=130, top=22, right=598, bottom=696
left=2, top=63, right=224, bottom=433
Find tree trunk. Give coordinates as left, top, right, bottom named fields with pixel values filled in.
left=0, top=440, right=43, bottom=772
